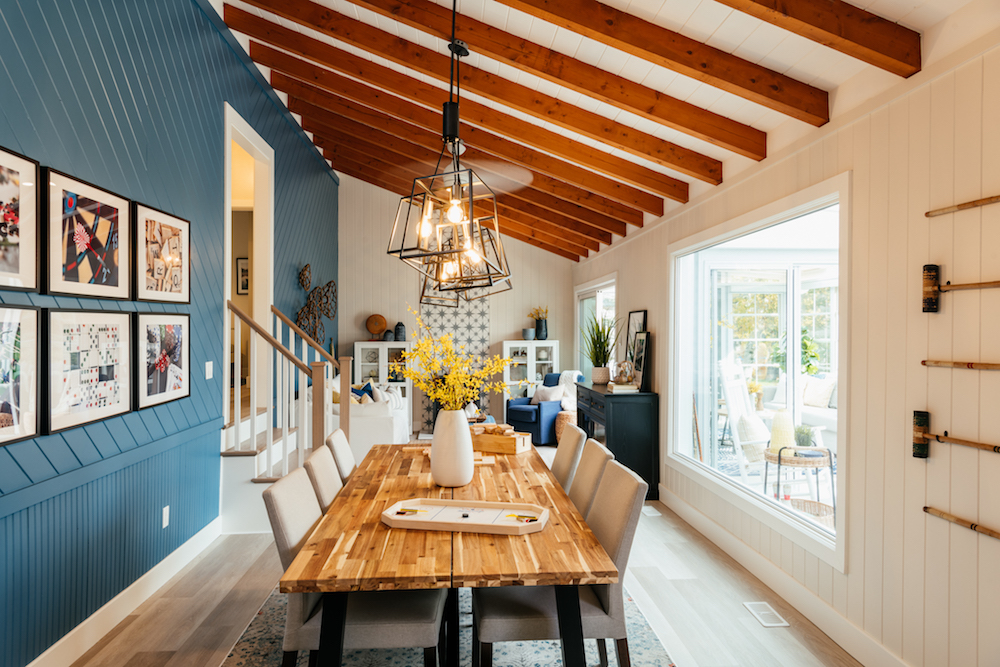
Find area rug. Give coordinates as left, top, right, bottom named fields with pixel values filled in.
left=224, top=587, right=674, bottom=667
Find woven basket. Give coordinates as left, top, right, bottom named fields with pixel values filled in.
left=791, top=498, right=834, bottom=529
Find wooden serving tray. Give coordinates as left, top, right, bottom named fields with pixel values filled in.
left=381, top=498, right=549, bottom=535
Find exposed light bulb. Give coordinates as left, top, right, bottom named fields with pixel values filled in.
left=465, top=248, right=482, bottom=263
left=419, top=218, right=432, bottom=237
left=446, top=199, right=464, bottom=223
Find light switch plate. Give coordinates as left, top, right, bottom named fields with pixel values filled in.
left=162, top=506, right=170, bottom=529
left=205, top=361, right=213, bottom=380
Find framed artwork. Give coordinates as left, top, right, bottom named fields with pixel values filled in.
left=633, top=331, right=650, bottom=393
left=626, top=309, right=646, bottom=362
left=236, top=257, right=249, bottom=295
left=45, top=309, right=131, bottom=433
left=136, top=313, right=189, bottom=409
left=135, top=203, right=190, bottom=303
left=44, top=168, right=130, bottom=299
left=0, top=306, right=39, bottom=446
left=0, top=146, right=39, bottom=290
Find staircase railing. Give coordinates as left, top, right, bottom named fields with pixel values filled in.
left=227, top=300, right=351, bottom=478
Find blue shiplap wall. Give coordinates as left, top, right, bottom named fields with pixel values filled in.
left=0, top=1, right=339, bottom=665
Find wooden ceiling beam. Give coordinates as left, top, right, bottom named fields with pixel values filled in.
left=326, top=150, right=594, bottom=258
left=276, top=78, right=667, bottom=215
left=313, top=133, right=611, bottom=248
left=330, top=158, right=584, bottom=261
left=494, top=0, right=830, bottom=126
left=712, top=0, right=920, bottom=77
left=227, top=3, right=714, bottom=185
left=345, top=0, right=767, bottom=160
left=248, top=40, right=707, bottom=191
left=302, top=117, right=633, bottom=234
left=314, top=137, right=611, bottom=251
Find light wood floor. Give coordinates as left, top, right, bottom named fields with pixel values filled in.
left=71, top=505, right=861, bottom=667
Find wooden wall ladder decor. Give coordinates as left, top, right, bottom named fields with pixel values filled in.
left=924, top=507, right=1000, bottom=541
left=912, top=410, right=1000, bottom=458
left=925, top=193, right=1000, bottom=218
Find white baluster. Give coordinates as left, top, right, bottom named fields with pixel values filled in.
left=280, top=355, right=289, bottom=477
left=265, top=343, right=274, bottom=479
left=233, top=313, right=242, bottom=451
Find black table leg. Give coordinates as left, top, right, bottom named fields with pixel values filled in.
left=554, top=585, right=586, bottom=667
left=446, top=587, right=460, bottom=667
left=319, top=591, right=349, bottom=667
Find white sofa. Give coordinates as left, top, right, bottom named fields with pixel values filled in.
left=764, top=373, right=839, bottom=455
left=307, top=382, right=411, bottom=463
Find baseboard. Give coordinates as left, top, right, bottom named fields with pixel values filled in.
left=27, top=517, right=222, bottom=667
left=660, top=483, right=907, bottom=667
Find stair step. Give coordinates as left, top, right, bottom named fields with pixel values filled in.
left=221, top=426, right=299, bottom=457
left=252, top=449, right=304, bottom=483
left=224, top=406, right=268, bottom=430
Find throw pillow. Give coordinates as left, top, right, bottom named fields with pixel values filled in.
left=361, top=393, right=375, bottom=404
left=372, top=386, right=388, bottom=403
left=736, top=412, right=770, bottom=444
left=385, top=386, right=403, bottom=410
left=530, top=384, right=563, bottom=405
left=351, top=382, right=375, bottom=400
left=803, top=377, right=836, bottom=408
left=330, top=375, right=341, bottom=404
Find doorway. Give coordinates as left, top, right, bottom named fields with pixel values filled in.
left=575, top=276, right=616, bottom=382
left=223, top=104, right=274, bottom=425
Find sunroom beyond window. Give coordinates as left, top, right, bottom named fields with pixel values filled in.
left=675, top=206, right=839, bottom=536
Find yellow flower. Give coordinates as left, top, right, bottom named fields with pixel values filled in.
left=401, top=308, right=516, bottom=411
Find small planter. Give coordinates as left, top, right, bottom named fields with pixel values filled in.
left=535, top=319, right=548, bottom=340
left=592, top=366, right=611, bottom=385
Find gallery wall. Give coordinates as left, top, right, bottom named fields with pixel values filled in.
left=336, top=173, right=576, bottom=425
left=0, top=1, right=339, bottom=665
left=572, top=26, right=1000, bottom=667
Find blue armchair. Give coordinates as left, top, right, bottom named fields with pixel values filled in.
left=507, top=373, right=583, bottom=445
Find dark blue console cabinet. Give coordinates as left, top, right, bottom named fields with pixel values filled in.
left=576, top=383, right=659, bottom=500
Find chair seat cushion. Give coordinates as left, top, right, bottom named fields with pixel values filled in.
left=472, top=585, right=625, bottom=644
left=507, top=405, right=538, bottom=423
left=294, top=589, right=447, bottom=650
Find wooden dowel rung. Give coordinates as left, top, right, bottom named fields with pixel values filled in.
left=926, top=430, right=1000, bottom=454
left=926, top=194, right=1000, bottom=218
left=924, top=507, right=1000, bottom=541
left=922, top=360, right=1000, bottom=371
left=938, top=279, right=1000, bottom=293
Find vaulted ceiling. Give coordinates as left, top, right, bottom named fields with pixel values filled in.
left=221, top=0, right=945, bottom=260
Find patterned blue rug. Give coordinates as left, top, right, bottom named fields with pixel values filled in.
left=225, top=587, right=674, bottom=667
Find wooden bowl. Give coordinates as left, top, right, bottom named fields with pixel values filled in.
left=366, top=314, right=387, bottom=336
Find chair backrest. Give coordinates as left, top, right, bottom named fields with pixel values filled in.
left=719, top=357, right=754, bottom=425
left=326, top=428, right=356, bottom=484
left=262, top=467, right=323, bottom=571
left=304, top=446, right=343, bottom=511
left=568, top=439, right=614, bottom=518
left=550, top=424, right=586, bottom=491
left=588, top=461, right=648, bottom=618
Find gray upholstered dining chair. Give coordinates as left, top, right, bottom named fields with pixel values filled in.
left=471, top=460, right=648, bottom=667
left=303, top=446, right=343, bottom=511
left=262, top=468, right=447, bottom=667
left=550, top=424, right=587, bottom=492
left=567, top=439, right=614, bottom=519
left=326, top=428, right=357, bottom=484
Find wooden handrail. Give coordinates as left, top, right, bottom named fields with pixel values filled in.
left=227, top=300, right=309, bottom=374
left=271, top=305, right=339, bottom=370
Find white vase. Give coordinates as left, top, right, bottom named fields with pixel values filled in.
left=431, top=409, right=475, bottom=487
left=591, top=366, right=611, bottom=385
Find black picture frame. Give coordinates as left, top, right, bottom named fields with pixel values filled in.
left=0, top=305, right=40, bottom=446
left=626, top=309, right=646, bottom=362
left=135, top=312, right=190, bottom=409
left=633, top=331, right=651, bottom=393
left=44, top=309, right=132, bottom=434
left=134, top=202, right=191, bottom=304
left=0, top=145, right=40, bottom=291
left=43, top=168, right=131, bottom=300
left=236, top=257, right=249, bottom=295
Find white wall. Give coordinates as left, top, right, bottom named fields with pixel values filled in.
left=337, top=173, right=576, bottom=424
left=573, top=32, right=1000, bottom=667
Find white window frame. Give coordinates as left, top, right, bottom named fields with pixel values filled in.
left=574, top=272, right=617, bottom=374
left=666, top=172, right=851, bottom=572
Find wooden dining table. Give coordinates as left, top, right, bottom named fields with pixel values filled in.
left=279, top=444, right=618, bottom=666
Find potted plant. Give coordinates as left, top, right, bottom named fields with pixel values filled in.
left=582, top=315, right=620, bottom=385
left=402, top=310, right=513, bottom=487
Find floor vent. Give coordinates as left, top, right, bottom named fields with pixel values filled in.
left=743, top=601, right=789, bottom=627
left=641, top=506, right=662, bottom=517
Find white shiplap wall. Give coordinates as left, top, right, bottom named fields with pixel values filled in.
left=573, top=42, right=1000, bottom=667
left=337, top=173, right=576, bottom=424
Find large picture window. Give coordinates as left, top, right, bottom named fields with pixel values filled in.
left=673, top=202, right=843, bottom=546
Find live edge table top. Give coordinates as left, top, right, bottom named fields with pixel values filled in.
left=279, top=444, right=617, bottom=594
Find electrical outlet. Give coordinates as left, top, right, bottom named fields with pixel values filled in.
left=205, top=361, right=213, bottom=380
left=162, top=505, right=170, bottom=529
